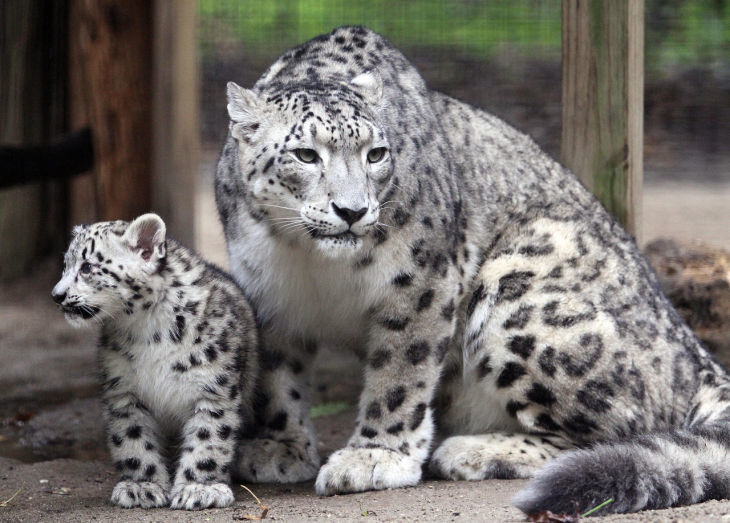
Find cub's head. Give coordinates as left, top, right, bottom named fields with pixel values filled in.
left=225, top=71, right=393, bottom=257
left=52, top=214, right=167, bottom=326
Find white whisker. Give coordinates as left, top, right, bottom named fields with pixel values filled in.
left=263, top=216, right=303, bottom=223
left=258, top=203, right=300, bottom=212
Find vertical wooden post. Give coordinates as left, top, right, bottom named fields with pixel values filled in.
left=70, top=0, right=153, bottom=222
left=561, top=0, right=644, bottom=240
left=152, top=0, right=198, bottom=248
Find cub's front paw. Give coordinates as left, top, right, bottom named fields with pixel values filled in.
left=315, top=446, right=421, bottom=496
left=110, top=480, right=168, bottom=508
left=237, top=438, right=320, bottom=483
left=169, top=482, right=234, bottom=510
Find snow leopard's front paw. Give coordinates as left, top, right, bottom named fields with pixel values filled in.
left=237, top=437, right=320, bottom=483
left=315, top=446, right=422, bottom=496
left=169, top=482, right=234, bottom=510
left=110, top=480, right=168, bottom=508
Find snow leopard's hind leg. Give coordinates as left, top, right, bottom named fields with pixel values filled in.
left=430, top=232, right=578, bottom=482
left=429, top=433, right=570, bottom=480
left=515, top=379, right=730, bottom=516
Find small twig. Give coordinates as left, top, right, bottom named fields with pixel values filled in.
left=582, top=498, right=614, bottom=517
left=239, top=484, right=269, bottom=520
left=0, top=485, right=23, bottom=508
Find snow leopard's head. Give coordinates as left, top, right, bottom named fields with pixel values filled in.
left=52, top=214, right=167, bottom=326
left=224, top=71, right=393, bottom=257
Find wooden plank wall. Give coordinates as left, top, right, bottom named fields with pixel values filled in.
left=0, top=1, right=68, bottom=280
left=561, top=0, right=644, bottom=241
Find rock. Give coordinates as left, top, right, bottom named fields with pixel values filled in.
left=645, top=239, right=730, bottom=368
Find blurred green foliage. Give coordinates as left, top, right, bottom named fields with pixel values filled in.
left=199, top=0, right=728, bottom=72
left=646, top=0, right=729, bottom=72
left=199, top=0, right=561, bottom=59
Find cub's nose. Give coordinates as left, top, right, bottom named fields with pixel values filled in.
left=332, top=203, right=367, bottom=226
left=52, top=291, right=66, bottom=304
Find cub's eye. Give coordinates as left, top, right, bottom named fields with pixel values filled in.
left=294, top=148, right=318, bottom=164
left=367, top=147, right=387, bottom=163
left=80, top=262, right=92, bottom=275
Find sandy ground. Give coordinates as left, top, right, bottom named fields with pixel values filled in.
left=1, top=173, right=729, bottom=521
left=642, top=181, right=730, bottom=251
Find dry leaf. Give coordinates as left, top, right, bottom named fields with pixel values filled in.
left=527, top=510, right=580, bottom=522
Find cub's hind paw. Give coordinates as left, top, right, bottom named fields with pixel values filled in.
left=315, top=446, right=421, bottom=495
left=169, top=482, right=234, bottom=510
left=237, top=437, right=320, bottom=483
left=110, top=480, right=168, bottom=508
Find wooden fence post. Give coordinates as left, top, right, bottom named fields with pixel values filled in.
left=152, top=0, right=198, bottom=248
left=561, top=0, right=644, bottom=241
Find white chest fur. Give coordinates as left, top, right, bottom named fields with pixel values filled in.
left=127, top=340, right=200, bottom=431
left=102, top=315, right=202, bottom=435
left=229, top=224, right=409, bottom=345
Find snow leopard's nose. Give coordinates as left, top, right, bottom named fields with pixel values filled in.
left=52, top=291, right=66, bottom=304
left=331, top=203, right=367, bottom=226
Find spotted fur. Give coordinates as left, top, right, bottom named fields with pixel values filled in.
left=52, top=214, right=258, bottom=510
left=216, top=26, right=730, bottom=514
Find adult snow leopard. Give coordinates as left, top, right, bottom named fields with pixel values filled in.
left=216, top=26, right=730, bottom=515
left=52, top=214, right=258, bottom=510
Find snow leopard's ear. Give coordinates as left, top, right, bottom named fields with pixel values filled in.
left=124, top=213, right=166, bottom=263
left=350, top=70, right=383, bottom=105
left=227, top=82, right=260, bottom=141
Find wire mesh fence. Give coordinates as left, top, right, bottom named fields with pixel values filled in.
left=199, top=0, right=729, bottom=183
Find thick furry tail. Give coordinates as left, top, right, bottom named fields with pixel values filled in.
left=512, top=426, right=730, bottom=516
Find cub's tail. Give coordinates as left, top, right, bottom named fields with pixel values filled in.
left=512, top=425, right=730, bottom=516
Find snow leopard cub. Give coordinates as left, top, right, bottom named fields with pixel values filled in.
left=52, top=214, right=258, bottom=510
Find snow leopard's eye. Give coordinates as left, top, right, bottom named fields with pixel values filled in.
left=294, top=148, right=318, bottom=164
left=80, top=262, right=92, bottom=275
left=367, top=147, right=387, bottom=163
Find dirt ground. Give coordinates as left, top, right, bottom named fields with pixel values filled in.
left=1, top=175, right=730, bottom=521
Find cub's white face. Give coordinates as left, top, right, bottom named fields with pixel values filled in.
left=227, top=74, right=393, bottom=257
left=52, top=215, right=167, bottom=326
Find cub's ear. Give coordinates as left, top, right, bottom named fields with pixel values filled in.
left=124, top=213, right=166, bottom=262
left=350, top=70, right=383, bottom=105
left=71, top=224, right=86, bottom=238
left=227, top=82, right=260, bottom=141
